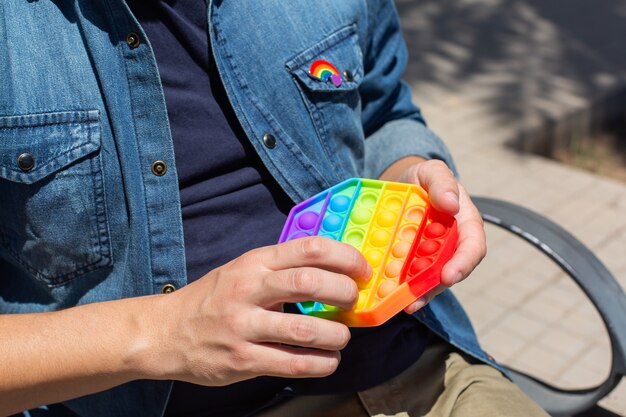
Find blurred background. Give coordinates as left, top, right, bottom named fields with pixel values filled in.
left=396, top=0, right=626, bottom=414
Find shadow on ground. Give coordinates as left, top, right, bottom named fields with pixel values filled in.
left=396, top=0, right=626, bottom=158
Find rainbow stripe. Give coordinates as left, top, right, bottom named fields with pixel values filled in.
left=309, top=60, right=340, bottom=81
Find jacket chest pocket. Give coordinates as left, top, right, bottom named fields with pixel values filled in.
left=286, top=24, right=365, bottom=176
left=0, top=110, right=112, bottom=286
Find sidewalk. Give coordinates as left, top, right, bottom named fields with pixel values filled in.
left=396, top=0, right=626, bottom=414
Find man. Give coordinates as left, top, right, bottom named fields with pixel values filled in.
left=0, top=1, right=547, bottom=416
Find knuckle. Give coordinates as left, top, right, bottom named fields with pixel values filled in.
left=350, top=249, right=364, bottom=271
left=288, top=269, right=318, bottom=296
left=429, top=159, right=448, bottom=171
left=299, top=237, right=326, bottom=260
left=478, top=216, right=485, bottom=229
left=228, top=313, right=250, bottom=335
left=446, top=178, right=459, bottom=190
left=231, top=276, right=256, bottom=299
left=233, top=249, right=259, bottom=268
left=289, top=318, right=317, bottom=345
left=479, top=241, right=488, bottom=260
left=345, top=279, right=359, bottom=306
left=289, top=357, right=311, bottom=377
left=229, top=344, right=254, bottom=374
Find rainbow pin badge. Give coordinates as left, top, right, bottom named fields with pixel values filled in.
left=309, top=59, right=343, bottom=87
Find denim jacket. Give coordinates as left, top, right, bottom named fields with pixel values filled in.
left=0, top=1, right=500, bottom=416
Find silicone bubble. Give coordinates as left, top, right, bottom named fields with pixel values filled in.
left=392, top=241, right=412, bottom=258
left=377, top=280, right=397, bottom=298
left=345, top=229, right=365, bottom=247
left=417, top=240, right=441, bottom=256
left=350, top=208, right=371, bottom=225
left=376, top=211, right=397, bottom=228
left=425, top=222, right=447, bottom=239
left=330, top=195, right=351, bottom=213
left=322, top=214, right=343, bottom=232
left=297, top=211, right=318, bottom=230
left=359, top=193, right=378, bottom=207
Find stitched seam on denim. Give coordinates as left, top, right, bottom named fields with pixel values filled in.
left=0, top=111, right=99, bottom=128
left=93, top=151, right=113, bottom=261
left=86, top=150, right=111, bottom=267
left=0, top=119, right=94, bottom=129
left=109, top=0, right=157, bottom=291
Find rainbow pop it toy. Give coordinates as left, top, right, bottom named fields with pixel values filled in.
left=278, top=178, right=458, bottom=327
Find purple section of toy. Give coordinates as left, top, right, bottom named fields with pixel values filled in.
left=278, top=191, right=331, bottom=242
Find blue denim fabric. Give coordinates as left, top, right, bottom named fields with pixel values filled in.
left=0, top=1, right=498, bottom=416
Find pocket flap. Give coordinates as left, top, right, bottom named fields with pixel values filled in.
left=0, top=110, right=101, bottom=184
left=286, top=24, right=363, bottom=93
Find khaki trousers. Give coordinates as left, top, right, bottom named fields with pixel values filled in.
left=257, top=339, right=549, bottom=417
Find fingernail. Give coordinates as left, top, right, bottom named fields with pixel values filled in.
left=444, top=191, right=459, bottom=204
left=408, top=297, right=428, bottom=314
left=454, top=272, right=463, bottom=284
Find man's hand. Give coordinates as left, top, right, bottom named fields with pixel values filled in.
left=140, top=237, right=371, bottom=387
left=379, top=156, right=487, bottom=314
left=0, top=238, right=370, bottom=414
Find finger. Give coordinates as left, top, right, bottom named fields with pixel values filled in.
left=249, top=310, right=351, bottom=351
left=403, top=284, right=446, bottom=314
left=414, top=160, right=460, bottom=215
left=441, top=188, right=486, bottom=287
left=247, top=343, right=341, bottom=379
left=257, top=267, right=358, bottom=310
left=256, top=237, right=372, bottom=281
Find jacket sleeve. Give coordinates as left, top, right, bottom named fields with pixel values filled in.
left=360, top=0, right=457, bottom=179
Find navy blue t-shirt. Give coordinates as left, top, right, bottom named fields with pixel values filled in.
left=127, top=1, right=429, bottom=416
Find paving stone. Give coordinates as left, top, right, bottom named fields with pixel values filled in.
left=576, top=343, right=613, bottom=377
left=479, top=325, right=530, bottom=363
left=493, top=310, right=550, bottom=340
left=559, top=302, right=609, bottom=340
left=518, top=293, right=570, bottom=323
left=453, top=291, right=511, bottom=335
left=557, top=361, right=610, bottom=389
left=535, top=327, right=591, bottom=360
left=507, top=343, right=572, bottom=382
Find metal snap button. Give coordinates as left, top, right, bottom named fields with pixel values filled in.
left=126, top=32, right=141, bottom=49
left=342, top=69, right=354, bottom=82
left=151, top=160, right=168, bottom=176
left=263, top=133, right=276, bottom=149
left=161, top=284, right=176, bottom=294
left=17, top=153, right=35, bottom=172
